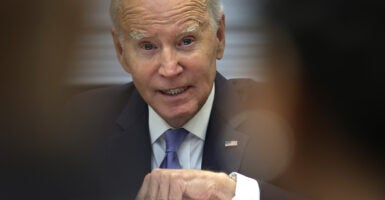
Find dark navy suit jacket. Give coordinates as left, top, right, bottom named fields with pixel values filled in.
left=66, top=72, right=297, bottom=199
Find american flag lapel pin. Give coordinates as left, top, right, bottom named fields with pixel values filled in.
left=225, top=140, right=238, bottom=147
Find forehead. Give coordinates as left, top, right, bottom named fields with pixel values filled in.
left=118, top=0, right=210, bottom=33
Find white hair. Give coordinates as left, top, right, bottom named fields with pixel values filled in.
left=110, top=0, right=223, bottom=35
left=206, top=0, right=224, bottom=31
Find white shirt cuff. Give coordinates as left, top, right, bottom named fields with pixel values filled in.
left=231, top=172, right=260, bottom=200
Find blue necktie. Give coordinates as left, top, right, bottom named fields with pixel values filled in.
left=160, top=128, right=188, bottom=169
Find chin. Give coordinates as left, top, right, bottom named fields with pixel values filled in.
left=165, top=110, right=195, bottom=127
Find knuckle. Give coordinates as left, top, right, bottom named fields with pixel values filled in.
left=170, top=172, right=186, bottom=190
left=151, top=168, right=162, bottom=174
left=169, top=171, right=182, bottom=182
left=144, top=173, right=151, bottom=180
left=218, top=172, right=229, bottom=180
left=150, top=169, right=163, bottom=180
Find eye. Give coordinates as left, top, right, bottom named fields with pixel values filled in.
left=140, top=42, right=157, bottom=50
left=178, top=37, right=195, bottom=47
left=182, top=38, right=193, bottom=45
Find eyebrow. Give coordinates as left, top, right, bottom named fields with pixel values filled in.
left=128, top=23, right=201, bottom=41
left=181, top=24, right=200, bottom=34
left=129, top=31, right=149, bottom=41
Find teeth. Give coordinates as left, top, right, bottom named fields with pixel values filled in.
left=163, top=87, right=187, bottom=95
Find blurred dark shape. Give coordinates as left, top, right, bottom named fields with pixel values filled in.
left=1, top=1, right=84, bottom=199
left=256, top=0, right=385, bottom=199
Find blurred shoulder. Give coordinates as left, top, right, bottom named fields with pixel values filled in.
left=70, top=82, right=135, bottom=102
left=69, top=82, right=134, bottom=104
left=66, top=82, right=136, bottom=116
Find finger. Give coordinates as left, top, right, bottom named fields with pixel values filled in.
left=135, top=173, right=151, bottom=200
left=157, top=170, right=170, bottom=200
left=147, top=169, right=161, bottom=199
left=183, top=171, right=236, bottom=199
left=168, top=171, right=185, bottom=200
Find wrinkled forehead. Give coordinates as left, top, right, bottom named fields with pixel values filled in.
left=118, top=0, right=210, bottom=33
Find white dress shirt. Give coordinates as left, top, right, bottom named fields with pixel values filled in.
left=148, top=84, right=259, bottom=199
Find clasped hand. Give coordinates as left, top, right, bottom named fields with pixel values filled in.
left=135, top=169, right=236, bottom=200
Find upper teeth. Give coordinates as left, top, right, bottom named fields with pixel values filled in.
left=163, top=87, right=187, bottom=95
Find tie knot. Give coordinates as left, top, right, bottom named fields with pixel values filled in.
left=164, top=128, right=188, bottom=153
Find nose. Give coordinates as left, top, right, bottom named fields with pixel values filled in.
left=158, top=47, right=183, bottom=77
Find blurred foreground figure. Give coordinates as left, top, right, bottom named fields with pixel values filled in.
left=1, top=1, right=84, bottom=199
left=258, top=0, right=385, bottom=199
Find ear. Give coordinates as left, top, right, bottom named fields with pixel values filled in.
left=111, top=28, right=131, bottom=73
left=216, top=14, right=226, bottom=60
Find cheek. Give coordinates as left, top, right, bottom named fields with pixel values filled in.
left=126, top=64, right=153, bottom=94
left=197, top=54, right=217, bottom=80
left=123, top=44, right=153, bottom=70
left=183, top=48, right=216, bottom=70
left=124, top=53, right=157, bottom=79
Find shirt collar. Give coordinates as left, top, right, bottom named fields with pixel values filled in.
left=149, top=84, right=215, bottom=143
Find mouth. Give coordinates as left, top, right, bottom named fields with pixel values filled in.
left=160, top=86, right=189, bottom=96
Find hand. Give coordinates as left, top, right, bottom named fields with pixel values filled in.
left=135, top=169, right=236, bottom=200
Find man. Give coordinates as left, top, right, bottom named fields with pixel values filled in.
left=67, top=0, right=295, bottom=199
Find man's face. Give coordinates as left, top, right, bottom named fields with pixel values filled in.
left=112, top=0, right=225, bottom=127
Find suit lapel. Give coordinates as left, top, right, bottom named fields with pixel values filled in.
left=104, top=86, right=152, bottom=198
left=202, top=73, right=250, bottom=174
